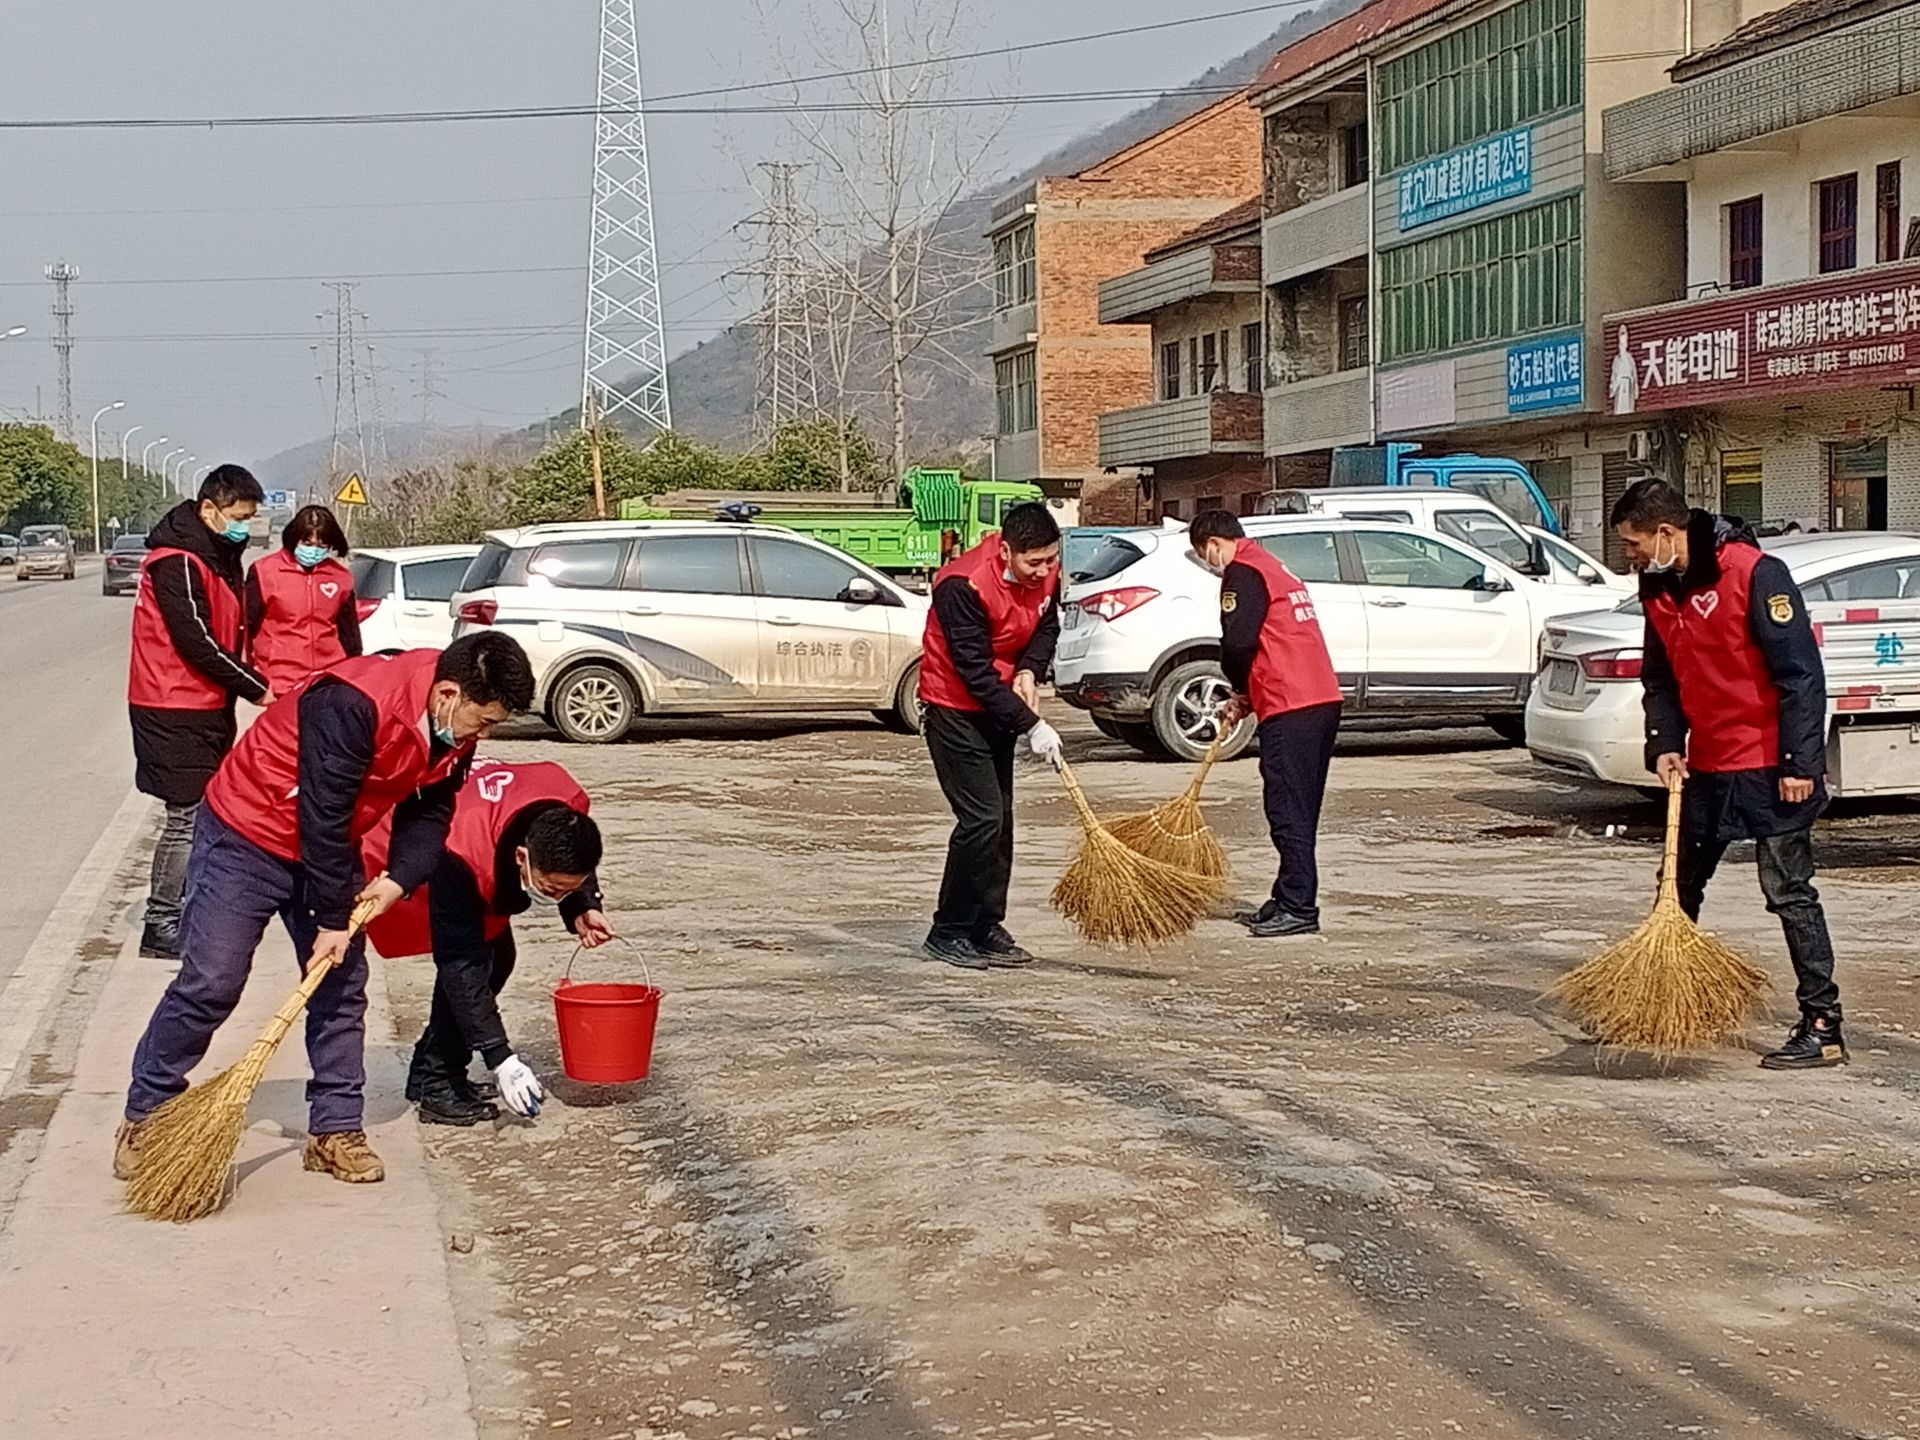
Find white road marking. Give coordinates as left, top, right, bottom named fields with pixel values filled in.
left=0, top=786, right=151, bottom=1096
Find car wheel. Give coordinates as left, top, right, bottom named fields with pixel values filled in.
left=1486, top=714, right=1527, bottom=745
left=550, top=664, right=637, bottom=745
left=1150, top=660, right=1256, bottom=763
left=876, top=663, right=924, bottom=735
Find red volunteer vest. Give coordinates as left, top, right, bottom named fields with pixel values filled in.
left=918, top=535, right=1058, bottom=714
left=204, top=649, right=471, bottom=862
left=1231, top=538, right=1342, bottom=721
left=1644, top=541, right=1780, bottom=773
left=127, top=548, right=247, bottom=711
left=360, top=758, right=591, bottom=959
left=251, top=547, right=355, bottom=695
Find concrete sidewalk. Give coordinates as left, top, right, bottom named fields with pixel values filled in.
left=0, top=921, right=478, bottom=1439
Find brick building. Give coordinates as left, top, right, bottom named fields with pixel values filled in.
left=985, top=95, right=1263, bottom=525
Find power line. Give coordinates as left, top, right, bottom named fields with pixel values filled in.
left=0, top=258, right=734, bottom=289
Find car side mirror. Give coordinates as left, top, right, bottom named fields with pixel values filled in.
left=1580, top=564, right=1606, bottom=585
left=1527, top=537, right=1552, bottom=577
left=1471, top=566, right=1514, bottom=594
left=844, top=577, right=881, bottom=604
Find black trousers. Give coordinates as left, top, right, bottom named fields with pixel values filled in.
left=1257, top=702, right=1342, bottom=922
left=925, top=704, right=1017, bottom=941
left=409, top=928, right=518, bottom=1088
left=1678, top=826, right=1841, bottom=1017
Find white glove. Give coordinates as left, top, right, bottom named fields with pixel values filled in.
left=493, top=1054, right=546, bottom=1118
left=1026, top=720, right=1064, bottom=769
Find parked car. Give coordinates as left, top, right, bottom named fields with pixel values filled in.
left=345, top=544, right=482, bottom=654
left=449, top=521, right=929, bottom=744
left=15, top=524, right=75, bottom=581
left=1526, top=532, right=1920, bottom=790
left=1055, top=516, right=1620, bottom=761
left=0, top=533, right=17, bottom=568
left=101, top=533, right=149, bottom=595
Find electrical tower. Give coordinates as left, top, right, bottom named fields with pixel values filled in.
left=581, top=0, right=671, bottom=440
left=742, top=162, right=822, bottom=436
left=320, top=282, right=377, bottom=487
left=46, top=262, right=78, bottom=441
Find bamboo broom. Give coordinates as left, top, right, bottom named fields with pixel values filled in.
left=125, top=897, right=378, bottom=1223
left=1105, top=735, right=1229, bottom=882
left=1051, top=760, right=1224, bottom=946
left=1547, top=776, right=1771, bottom=1055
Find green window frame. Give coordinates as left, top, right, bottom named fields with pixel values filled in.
left=1377, top=0, right=1583, bottom=174
left=1377, top=195, right=1582, bottom=362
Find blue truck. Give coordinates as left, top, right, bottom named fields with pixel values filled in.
left=1330, top=443, right=1563, bottom=535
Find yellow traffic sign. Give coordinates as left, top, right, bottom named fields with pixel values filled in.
left=334, top=473, right=370, bottom=506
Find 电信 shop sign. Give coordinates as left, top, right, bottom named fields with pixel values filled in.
left=1605, top=262, right=1920, bottom=414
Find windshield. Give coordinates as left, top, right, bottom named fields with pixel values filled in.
left=22, top=527, right=64, bottom=544
left=113, top=536, right=146, bottom=550
left=458, top=541, right=515, bottom=593
left=1445, top=472, right=1551, bottom=529
left=1433, top=509, right=1533, bottom=570
left=1068, top=534, right=1148, bottom=584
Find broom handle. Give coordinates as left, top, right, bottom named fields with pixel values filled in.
left=1658, top=773, right=1684, bottom=900
left=1055, top=760, right=1105, bottom=835
left=259, top=895, right=381, bottom=1048
left=1183, top=735, right=1225, bottom=801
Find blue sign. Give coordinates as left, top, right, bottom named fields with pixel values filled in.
left=264, top=489, right=296, bottom=509
left=1507, top=332, right=1585, bottom=414
left=1397, top=127, right=1533, bottom=231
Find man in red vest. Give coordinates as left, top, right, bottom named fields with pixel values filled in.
left=1190, top=511, right=1344, bottom=939
left=118, top=633, right=536, bottom=1185
left=362, top=758, right=613, bottom=1126
left=1613, top=479, right=1844, bottom=1069
left=918, top=503, right=1063, bottom=969
left=127, top=465, right=273, bottom=960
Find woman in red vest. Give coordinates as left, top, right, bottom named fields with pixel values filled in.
left=246, top=504, right=362, bottom=697
left=917, top=502, right=1063, bottom=970
left=1191, top=510, right=1344, bottom=940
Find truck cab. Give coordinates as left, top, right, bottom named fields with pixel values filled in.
left=1332, top=443, right=1562, bottom=535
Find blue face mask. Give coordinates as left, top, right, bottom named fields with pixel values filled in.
left=430, top=699, right=457, bottom=748
left=221, top=519, right=251, bottom=545
left=294, top=543, right=329, bottom=569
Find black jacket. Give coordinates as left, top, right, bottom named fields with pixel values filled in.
left=129, top=503, right=271, bottom=806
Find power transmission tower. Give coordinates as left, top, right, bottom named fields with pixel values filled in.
left=741, top=162, right=822, bottom=436
left=46, top=262, right=78, bottom=441
left=415, top=349, right=446, bottom=427
left=581, top=0, right=671, bottom=441
left=321, top=282, right=376, bottom=488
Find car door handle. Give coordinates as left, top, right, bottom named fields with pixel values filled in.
left=1369, top=597, right=1408, bottom=609
left=402, top=604, right=435, bottom=617
left=623, top=604, right=660, bottom=617
left=767, top=615, right=800, bottom=627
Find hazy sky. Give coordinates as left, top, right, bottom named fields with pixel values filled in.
left=0, top=1, right=1292, bottom=471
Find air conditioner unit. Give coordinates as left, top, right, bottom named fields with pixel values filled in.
left=1627, top=430, right=1657, bottom=464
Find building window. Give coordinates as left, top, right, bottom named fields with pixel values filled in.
left=1160, top=498, right=1184, bottom=521
left=1726, top=196, right=1763, bottom=290
left=1720, top=450, right=1762, bottom=524
left=1197, top=494, right=1223, bottom=516
left=1527, top=458, right=1573, bottom=532
left=1242, top=321, right=1265, bottom=393
left=1338, top=122, right=1370, bottom=189
left=1237, top=491, right=1261, bottom=516
left=1337, top=296, right=1370, bottom=371
left=1160, top=341, right=1182, bottom=402
left=1817, top=173, right=1858, bottom=274
left=1878, top=162, right=1902, bottom=263
left=992, top=223, right=1036, bottom=312
left=994, top=349, right=1036, bottom=436
left=1376, top=0, right=1583, bottom=174
left=1197, top=333, right=1220, bottom=393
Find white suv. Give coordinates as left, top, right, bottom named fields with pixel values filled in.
left=1055, top=517, right=1620, bottom=761
left=450, top=522, right=929, bottom=744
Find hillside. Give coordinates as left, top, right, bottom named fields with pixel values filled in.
left=255, top=420, right=514, bottom=496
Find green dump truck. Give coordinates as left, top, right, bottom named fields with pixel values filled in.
left=617, top=469, right=1045, bottom=577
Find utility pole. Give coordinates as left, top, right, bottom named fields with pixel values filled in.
left=741, top=161, right=822, bottom=437
left=584, top=387, right=609, bottom=520
left=46, top=262, right=78, bottom=441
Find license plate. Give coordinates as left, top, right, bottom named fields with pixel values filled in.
left=1544, top=659, right=1578, bottom=695
left=1061, top=602, right=1086, bottom=632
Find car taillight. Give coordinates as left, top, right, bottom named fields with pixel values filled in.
left=354, top=598, right=381, bottom=622
left=1579, top=648, right=1644, bottom=681
left=456, top=599, right=497, bottom=627
left=1080, top=586, right=1160, bottom=623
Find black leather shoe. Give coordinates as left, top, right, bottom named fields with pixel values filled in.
left=139, top=920, right=180, bottom=960
left=974, top=925, right=1036, bottom=967
left=417, top=1087, right=499, bottom=1126
left=1249, top=911, right=1320, bottom=939
left=922, top=932, right=991, bottom=971
left=1760, top=1015, right=1849, bottom=1070
left=1234, top=900, right=1281, bottom=928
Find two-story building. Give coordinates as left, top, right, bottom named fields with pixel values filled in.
left=1603, top=0, right=1920, bottom=533
left=984, top=94, right=1262, bottom=524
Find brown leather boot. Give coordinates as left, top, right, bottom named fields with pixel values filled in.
left=302, top=1130, right=386, bottom=1184
left=113, top=1119, right=146, bottom=1181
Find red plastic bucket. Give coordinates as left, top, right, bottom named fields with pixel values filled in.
left=552, top=943, right=661, bottom=1084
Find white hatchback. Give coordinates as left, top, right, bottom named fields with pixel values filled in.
left=450, top=521, right=929, bottom=743
left=347, top=545, right=483, bottom=654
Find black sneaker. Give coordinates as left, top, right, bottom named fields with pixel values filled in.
left=417, top=1086, right=500, bottom=1127
left=1249, top=911, right=1320, bottom=939
left=1234, top=900, right=1281, bottom=928
left=921, top=932, right=991, bottom=971
left=974, top=925, right=1037, bottom=968
left=138, top=920, right=180, bottom=960
left=1760, top=1015, right=1849, bottom=1071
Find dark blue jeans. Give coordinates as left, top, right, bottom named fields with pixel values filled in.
left=127, top=806, right=371, bottom=1134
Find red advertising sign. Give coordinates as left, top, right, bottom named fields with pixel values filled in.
left=1602, top=260, right=1920, bottom=415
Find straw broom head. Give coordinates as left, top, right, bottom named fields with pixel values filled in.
left=1105, top=737, right=1229, bottom=882
left=1547, top=780, right=1771, bottom=1055
left=1051, top=762, right=1225, bottom=946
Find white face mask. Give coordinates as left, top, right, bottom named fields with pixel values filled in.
left=1643, top=530, right=1680, bottom=575
left=1189, top=548, right=1226, bottom=578
left=520, top=860, right=564, bottom=908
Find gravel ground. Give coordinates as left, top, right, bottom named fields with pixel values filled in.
left=393, top=710, right=1920, bottom=1440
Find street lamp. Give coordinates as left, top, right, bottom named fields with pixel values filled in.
left=192, top=464, right=211, bottom=485
left=120, top=425, right=145, bottom=518
left=1, top=325, right=25, bottom=340
left=173, top=455, right=197, bottom=497
left=89, top=400, right=126, bottom=554
left=161, top=447, right=186, bottom=498
left=141, top=436, right=169, bottom=482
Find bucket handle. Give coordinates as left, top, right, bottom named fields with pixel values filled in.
left=560, top=933, right=653, bottom=991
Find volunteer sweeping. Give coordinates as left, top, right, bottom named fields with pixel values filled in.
left=1188, top=510, right=1342, bottom=939
left=918, top=502, right=1064, bottom=970
left=363, top=758, right=614, bottom=1126
left=117, top=633, right=537, bottom=1184
left=1612, top=479, right=1845, bottom=1069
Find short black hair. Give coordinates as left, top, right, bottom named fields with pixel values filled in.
left=198, top=464, right=265, bottom=509
left=1609, top=478, right=1690, bottom=532
left=436, top=632, right=535, bottom=711
left=526, top=806, right=602, bottom=876
left=1000, top=501, right=1061, bottom=554
left=1188, top=510, right=1245, bottom=545
left=283, top=504, right=349, bottom=556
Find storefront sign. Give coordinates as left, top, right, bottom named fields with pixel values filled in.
left=1378, top=358, right=1457, bottom=433
left=1396, top=127, right=1534, bottom=231
left=1605, top=261, right=1920, bottom=413
left=1506, top=331, right=1585, bottom=414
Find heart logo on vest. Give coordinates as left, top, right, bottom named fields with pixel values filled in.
left=476, top=769, right=516, bottom=804
left=320, top=582, right=339, bottom=599
left=1690, top=591, right=1720, bottom=620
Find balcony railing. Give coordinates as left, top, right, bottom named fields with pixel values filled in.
left=1099, top=245, right=1261, bottom=326
left=1264, top=369, right=1372, bottom=455
left=1262, top=186, right=1369, bottom=287
left=1098, top=391, right=1264, bottom=468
